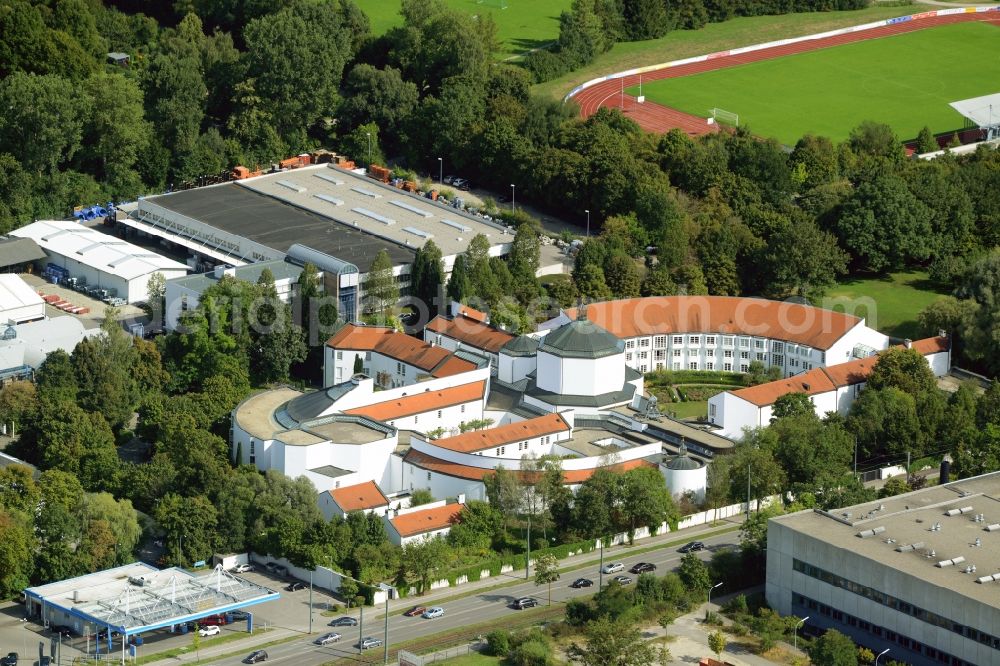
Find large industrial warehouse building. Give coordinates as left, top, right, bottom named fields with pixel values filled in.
left=11, top=220, right=188, bottom=304
left=768, top=471, right=1000, bottom=666
left=121, top=164, right=512, bottom=321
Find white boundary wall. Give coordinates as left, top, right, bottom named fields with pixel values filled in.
left=564, top=7, right=999, bottom=103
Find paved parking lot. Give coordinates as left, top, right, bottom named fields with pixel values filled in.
left=20, top=274, right=146, bottom=328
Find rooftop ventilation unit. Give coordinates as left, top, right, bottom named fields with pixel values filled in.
left=402, top=226, right=432, bottom=239
left=277, top=179, right=306, bottom=193
left=936, top=556, right=965, bottom=567
left=945, top=506, right=975, bottom=516
left=895, top=542, right=924, bottom=552
left=351, top=187, right=381, bottom=198
left=976, top=573, right=1000, bottom=584
left=389, top=200, right=433, bottom=218
left=857, top=526, right=886, bottom=539
left=351, top=208, right=395, bottom=225
left=314, top=194, right=344, bottom=206
left=985, top=524, right=1000, bottom=532
left=314, top=173, right=344, bottom=185
left=440, top=218, right=471, bottom=233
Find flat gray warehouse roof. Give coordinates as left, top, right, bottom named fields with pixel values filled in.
left=774, top=471, right=1000, bottom=609
left=147, top=183, right=415, bottom=268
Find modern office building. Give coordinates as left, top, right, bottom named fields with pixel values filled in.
left=767, top=471, right=1000, bottom=666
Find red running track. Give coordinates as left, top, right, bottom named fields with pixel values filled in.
left=572, top=11, right=1000, bottom=136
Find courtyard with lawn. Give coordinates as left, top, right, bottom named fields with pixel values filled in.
left=625, top=21, right=1000, bottom=144
left=354, top=0, right=570, bottom=58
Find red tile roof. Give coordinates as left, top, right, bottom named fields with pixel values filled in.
left=403, top=449, right=654, bottom=483
left=730, top=337, right=948, bottom=407
left=426, top=315, right=514, bottom=353
left=343, top=381, right=486, bottom=421
left=455, top=305, right=489, bottom=323
left=327, top=324, right=475, bottom=377
left=328, top=480, right=389, bottom=513
left=390, top=503, right=465, bottom=538
left=565, top=297, right=862, bottom=351
left=430, top=413, right=571, bottom=453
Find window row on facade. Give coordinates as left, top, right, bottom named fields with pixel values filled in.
left=626, top=334, right=815, bottom=356
left=793, top=559, right=1000, bottom=651
left=792, top=593, right=968, bottom=666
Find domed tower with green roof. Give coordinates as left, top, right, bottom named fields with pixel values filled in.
left=535, top=307, right=626, bottom=397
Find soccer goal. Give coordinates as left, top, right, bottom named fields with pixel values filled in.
left=708, top=108, right=739, bottom=127
left=476, top=0, right=509, bottom=8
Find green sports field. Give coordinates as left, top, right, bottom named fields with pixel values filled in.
left=625, top=21, right=1000, bottom=144
left=355, top=0, right=571, bottom=58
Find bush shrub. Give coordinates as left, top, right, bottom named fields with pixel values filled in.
left=507, top=638, right=551, bottom=666
left=486, top=630, right=511, bottom=657
left=524, top=49, right=570, bottom=83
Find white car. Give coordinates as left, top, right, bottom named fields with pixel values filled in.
left=198, top=625, right=221, bottom=637
left=314, top=632, right=341, bottom=646
left=601, top=562, right=625, bottom=574
left=422, top=607, right=444, bottom=619
left=233, top=564, right=253, bottom=573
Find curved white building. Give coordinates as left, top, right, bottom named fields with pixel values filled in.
left=662, top=442, right=707, bottom=501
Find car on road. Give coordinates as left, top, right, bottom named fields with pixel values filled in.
left=601, top=562, right=624, bottom=574
left=244, top=650, right=267, bottom=663
left=511, top=597, right=538, bottom=610
left=233, top=563, right=253, bottom=573
left=570, top=578, right=594, bottom=588
left=198, top=625, right=220, bottom=637
left=612, top=575, right=633, bottom=586
left=286, top=582, right=306, bottom=591
left=314, top=633, right=341, bottom=646
left=358, top=637, right=382, bottom=650
left=328, top=616, right=358, bottom=627
left=678, top=541, right=705, bottom=553
left=2, top=653, right=16, bottom=666
left=403, top=605, right=426, bottom=617
left=630, top=562, right=656, bottom=574
left=422, top=607, right=444, bottom=619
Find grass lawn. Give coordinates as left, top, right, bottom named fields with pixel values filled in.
left=624, top=21, right=1000, bottom=144
left=354, top=0, right=570, bottom=58
left=536, top=4, right=920, bottom=100
left=822, top=270, right=948, bottom=340
left=670, top=400, right=709, bottom=420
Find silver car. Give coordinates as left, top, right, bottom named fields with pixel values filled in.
left=314, top=633, right=341, bottom=646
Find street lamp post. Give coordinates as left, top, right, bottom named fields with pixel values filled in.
left=437, top=158, right=443, bottom=184
left=875, top=648, right=890, bottom=665
left=177, top=535, right=184, bottom=568
left=510, top=184, right=515, bottom=213
left=308, top=570, right=314, bottom=635
left=793, top=616, right=809, bottom=651
left=585, top=209, right=590, bottom=237
left=377, top=583, right=394, bottom=665
left=707, top=582, right=723, bottom=619
left=365, top=132, right=372, bottom=167
left=598, top=537, right=604, bottom=590
left=357, top=603, right=364, bottom=655
left=524, top=512, right=532, bottom=580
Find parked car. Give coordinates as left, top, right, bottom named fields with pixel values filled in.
left=328, top=617, right=358, bottom=627
left=357, top=637, right=382, bottom=650
left=35, top=658, right=51, bottom=666
left=264, top=562, right=279, bottom=573
left=451, top=177, right=466, bottom=189
left=510, top=597, right=538, bottom=610
left=442, top=175, right=455, bottom=185
left=229, top=611, right=250, bottom=621
left=199, top=625, right=220, bottom=637
left=570, top=578, right=594, bottom=588
left=49, top=625, right=73, bottom=637
left=422, top=607, right=444, bottom=619
left=678, top=541, right=705, bottom=553
left=612, top=575, right=633, bottom=586
left=200, top=615, right=228, bottom=626
left=314, top=633, right=341, bottom=646
left=630, top=562, right=656, bottom=574
left=244, top=650, right=267, bottom=663
left=2, top=653, right=17, bottom=666
left=233, top=564, right=253, bottom=573
left=285, top=582, right=306, bottom=591
left=601, top=562, right=624, bottom=574
left=403, top=606, right=426, bottom=617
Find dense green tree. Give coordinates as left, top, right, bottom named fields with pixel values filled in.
left=866, top=347, right=937, bottom=396
left=575, top=263, right=613, bottom=301
left=484, top=466, right=521, bottom=531
left=144, top=53, right=207, bottom=173
left=0, top=72, right=88, bottom=172
left=604, top=254, right=641, bottom=298
left=954, top=423, right=1000, bottom=479
left=558, top=0, right=611, bottom=68
left=569, top=617, right=658, bottom=666
left=410, top=240, right=445, bottom=316
left=620, top=466, right=678, bottom=543
left=771, top=393, right=814, bottom=421
left=80, top=72, right=150, bottom=194
left=364, top=249, right=399, bottom=319
left=622, top=0, right=670, bottom=40
left=678, top=552, right=712, bottom=594
left=761, top=216, right=847, bottom=298
left=847, top=387, right=921, bottom=459
left=446, top=254, right=472, bottom=304
left=155, top=493, right=219, bottom=566
left=0, top=509, right=34, bottom=598
left=339, top=64, right=419, bottom=140
left=810, top=629, right=857, bottom=666
left=573, top=468, right=622, bottom=538
left=448, top=500, right=503, bottom=550
left=400, top=537, right=453, bottom=594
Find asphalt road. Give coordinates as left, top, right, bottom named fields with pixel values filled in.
left=214, top=531, right=737, bottom=666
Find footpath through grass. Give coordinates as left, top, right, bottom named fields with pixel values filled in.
left=355, top=0, right=570, bottom=58
left=536, top=4, right=923, bottom=101
left=626, top=21, right=1000, bottom=144
left=822, top=270, right=947, bottom=340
